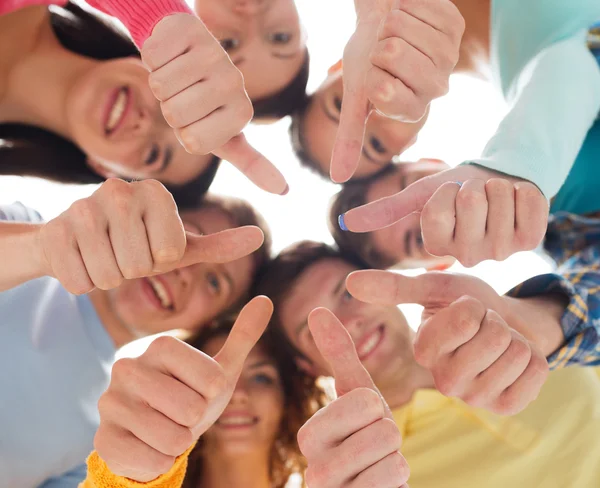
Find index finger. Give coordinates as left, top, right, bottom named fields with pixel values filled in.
left=330, top=87, right=369, bottom=183
left=213, top=134, right=288, bottom=195
left=214, top=296, right=273, bottom=377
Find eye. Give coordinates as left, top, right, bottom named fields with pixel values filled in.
left=269, top=32, right=291, bottom=44
left=341, top=289, right=353, bottom=303
left=333, top=95, right=342, bottom=113
left=253, top=373, right=276, bottom=386
left=145, top=144, right=160, bottom=165
left=206, top=272, right=221, bottom=294
left=219, top=38, right=240, bottom=51
left=369, top=136, right=387, bottom=155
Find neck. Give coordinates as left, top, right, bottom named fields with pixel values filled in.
left=1, top=16, right=94, bottom=140
left=88, top=289, right=136, bottom=349
left=200, top=448, right=271, bottom=488
left=379, top=361, right=436, bottom=410
left=451, top=0, right=492, bottom=78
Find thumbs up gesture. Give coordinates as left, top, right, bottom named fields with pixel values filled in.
left=330, top=0, right=464, bottom=183
left=297, top=308, right=410, bottom=488
left=348, top=271, right=551, bottom=415
left=93, top=296, right=273, bottom=482
left=142, top=14, right=288, bottom=194
left=32, top=178, right=263, bottom=295
left=340, top=165, right=548, bottom=267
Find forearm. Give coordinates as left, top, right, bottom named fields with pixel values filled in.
left=79, top=446, right=194, bottom=488
left=0, top=221, right=46, bottom=291
left=503, top=294, right=567, bottom=358
left=85, top=0, right=193, bottom=48
left=464, top=31, right=600, bottom=198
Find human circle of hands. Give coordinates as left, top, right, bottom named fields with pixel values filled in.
left=87, top=2, right=553, bottom=487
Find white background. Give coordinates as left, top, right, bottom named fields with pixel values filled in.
left=0, top=0, right=553, bottom=338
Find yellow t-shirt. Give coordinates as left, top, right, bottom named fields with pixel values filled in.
left=393, top=367, right=600, bottom=488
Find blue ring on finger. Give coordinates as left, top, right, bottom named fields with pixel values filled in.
left=454, top=181, right=463, bottom=188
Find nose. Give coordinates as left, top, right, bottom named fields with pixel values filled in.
left=337, top=312, right=365, bottom=341
left=232, top=0, right=269, bottom=15
left=230, top=381, right=250, bottom=404
left=128, top=106, right=153, bottom=138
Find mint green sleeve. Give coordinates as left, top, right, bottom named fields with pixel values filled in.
left=464, top=30, right=600, bottom=198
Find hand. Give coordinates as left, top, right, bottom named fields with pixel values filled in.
left=330, top=0, right=464, bottom=183
left=142, top=14, right=288, bottom=195
left=36, top=178, right=263, bottom=295
left=94, top=296, right=273, bottom=481
left=347, top=271, right=550, bottom=415
left=297, top=308, right=410, bottom=488
left=341, top=165, right=549, bottom=267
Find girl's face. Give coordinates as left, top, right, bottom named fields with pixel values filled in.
left=195, top=0, right=306, bottom=101
left=66, top=58, right=211, bottom=186
left=302, top=70, right=429, bottom=179
left=365, top=160, right=456, bottom=269
left=106, top=205, right=255, bottom=336
left=203, top=337, right=285, bottom=456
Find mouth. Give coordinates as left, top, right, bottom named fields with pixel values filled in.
left=356, top=325, right=385, bottom=362
left=143, top=276, right=174, bottom=311
left=215, top=414, right=259, bottom=429
left=104, top=86, right=131, bottom=136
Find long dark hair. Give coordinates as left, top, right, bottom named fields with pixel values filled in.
left=182, top=318, right=328, bottom=488
left=0, top=2, right=219, bottom=205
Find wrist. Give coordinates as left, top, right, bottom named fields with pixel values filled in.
left=502, top=294, right=567, bottom=357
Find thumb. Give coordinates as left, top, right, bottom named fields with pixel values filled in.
left=214, top=296, right=273, bottom=378
left=176, top=226, right=264, bottom=269
left=347, top=270, right=471, bottom=307
left=330, top=83, right=370, bottom=184
left=213, top=134, right=288, bottom=195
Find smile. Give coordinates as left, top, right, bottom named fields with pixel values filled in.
left=146, top=276, right=173, bottom=310
left=104, top=86, right=130, bottom=135
left=216, top=415, right=258, bottom=428
left=356, top=325, right=385, bottom=361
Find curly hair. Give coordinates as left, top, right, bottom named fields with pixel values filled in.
left=182, top=317, right=328, bottom=488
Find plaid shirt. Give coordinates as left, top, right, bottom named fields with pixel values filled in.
left=508, top=212, right=600, bottom=369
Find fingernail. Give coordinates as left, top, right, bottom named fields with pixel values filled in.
left=338, top=214, right=349, bottom=231
left=280, top=183, right=290, bottom=196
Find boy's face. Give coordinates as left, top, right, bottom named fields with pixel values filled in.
left=278, top=258, right=416, bottom=388
left=301, top=70, right=429, bottom=179
left=365, top=160, right=456, bottom=269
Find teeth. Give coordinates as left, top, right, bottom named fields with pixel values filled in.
left=106, top=89, right=128, bottom=133
left=217, top=416, right=255, bottom=426
left=147, top=277, right=172, bottom=309
left=358, top=328, right=383, bottom=359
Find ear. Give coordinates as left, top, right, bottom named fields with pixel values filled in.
left=86, top=158, right=119, bottom=179
left=295, top=356, right=319, bottom=378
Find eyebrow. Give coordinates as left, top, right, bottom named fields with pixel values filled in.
left=321, top=97, right=340, bottom=124
left=159, top=145, right=173, bottom=173
left=272, top=51, right=299, bottom=59
left=247, top=360, right=277, bottom=369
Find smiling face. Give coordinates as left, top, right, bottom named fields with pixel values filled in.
left=300, top=70, right=429, bottom=179
left=105, top=206, right=255, bottom=336
left=66, top=57, right=212, bottom=186
left=195, top=0, right=306, bottom=101
left=278, top=258, right=416, bottom=389
left=202, top=336, right=285, bottom=456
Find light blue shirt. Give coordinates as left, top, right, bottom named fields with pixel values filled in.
left=0, top=204, right=115, bottom=488
left=465, top=0, right=600, bottom=209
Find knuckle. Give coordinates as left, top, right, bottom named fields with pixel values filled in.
left=379, top=418, right=402, bottom=449
left=461, top=389, right=486, bottom=408
left=388, top=451, right=411, bottom=483
left=484, top=319, right=512, bottom=353
left=353, top=388, right=385, bottom=418
left=297, top=423, right=315, bottom=456
left=433, top=366, right=461, bottom=397
left=508, top=336, right=532, bottom=364
left=146, top=335, right=178, bottom=358
left=486, top=178, right=513, bottom=196
left=160, top=99, right=182, bottom=128
left=68, top=199, right=98, bottom=226
left=96, top=272, right=124, bottom=291
left=178, top=127, right=208, bottom=154
left=120, top=261, right=152, bottom=281
left=456, top=185, right=486, bottom=209
left=165, top=427, right=194, bottom=456
left=111, top=357, right=139, bottom=381
left=179, top=397, right=206, bottom=428
left=147, top=71, right=165, bottom=100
